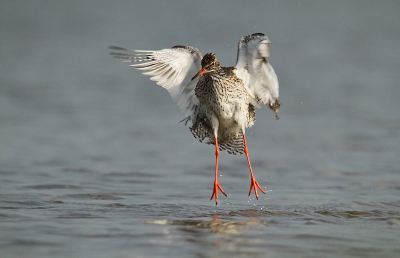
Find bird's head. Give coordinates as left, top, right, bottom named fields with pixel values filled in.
left=191, top=53, right=220, bottom=80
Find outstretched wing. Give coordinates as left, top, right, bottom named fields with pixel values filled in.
left=109, top=45, right=203, bottom=118
left=235, top=33, right=281, bottom=118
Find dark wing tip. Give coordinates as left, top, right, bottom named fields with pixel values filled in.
left=172, top=45, right=188, bottom=49
left=108, top=46, right=136, bottom=53
left=108, top=46, right=126, bottom=50
left=251, top=33, right=265, bottom=37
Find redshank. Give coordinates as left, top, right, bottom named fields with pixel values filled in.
left=109, top=33, right=281, bottom=204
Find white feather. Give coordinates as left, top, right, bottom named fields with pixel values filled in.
left=234, top=33, right=279, bottom=106
left=109, top=46, right=202, bottom=119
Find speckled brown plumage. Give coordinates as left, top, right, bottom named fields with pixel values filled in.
left=190, top=64, right=256, bottom=155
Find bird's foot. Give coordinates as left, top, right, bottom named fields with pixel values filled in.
left=248, top=176, right=265, bottom=199
left=210, top=180, right=227, bottom=205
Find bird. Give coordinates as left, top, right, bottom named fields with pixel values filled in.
left=109, top=33, right=281, bottom=204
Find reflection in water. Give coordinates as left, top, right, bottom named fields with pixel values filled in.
left=144, top=213, right=268, bottom=256
left=145, top=213, right=267, bottom=236
left=142, top=203, right=400, bottom=257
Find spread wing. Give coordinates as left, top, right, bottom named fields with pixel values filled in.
left=235, top=33, right=281, bottom=119
left=109, top=45, right=203, bottom=119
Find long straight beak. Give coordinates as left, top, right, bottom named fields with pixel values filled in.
left=191, top=68, right=207, bottom=81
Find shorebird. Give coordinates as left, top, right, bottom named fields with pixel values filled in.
left=109, top=33, right=281, bottom=204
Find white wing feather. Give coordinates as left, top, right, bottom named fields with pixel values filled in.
left=235, top=33, right=279, bottom=106
left=109, top=46, right=202, bottom=118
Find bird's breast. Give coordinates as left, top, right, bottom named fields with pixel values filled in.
left=195, top=71, right=249, bottom=121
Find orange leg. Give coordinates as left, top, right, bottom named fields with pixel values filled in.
left=210, top=137, right=227, bottom=205
left=243, top=135, right=265, bottom=199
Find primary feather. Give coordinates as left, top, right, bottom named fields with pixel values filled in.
left=109, top=45, right=203, bottom=120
